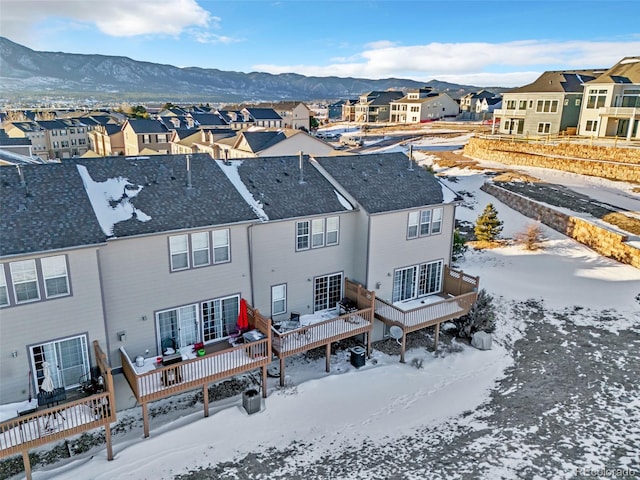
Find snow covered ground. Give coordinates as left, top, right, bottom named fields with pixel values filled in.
left=13, top=127, right=640, bottom=479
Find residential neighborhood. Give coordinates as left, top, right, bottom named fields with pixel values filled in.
left=0, top=35, right=639, bottom=480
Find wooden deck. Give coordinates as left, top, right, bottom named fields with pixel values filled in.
left=120, top=304, right=272, bottom=437
left=374, top=266, right=479, bottom=362
left=0, top=341, right=116, bottom=480
left=272, top=279, right=375, bottom=386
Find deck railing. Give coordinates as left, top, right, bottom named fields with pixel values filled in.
left=120, top=303, right=272, bottom=437
left=0, top=341, right=115, bottom=479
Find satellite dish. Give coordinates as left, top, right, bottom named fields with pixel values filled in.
left=389, top=326, right=403, bottom=345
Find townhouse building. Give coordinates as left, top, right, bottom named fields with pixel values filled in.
left=492, top=70, right=602, bottom=136
left=355, top=91, right=405, bottom=123
left=577, top=56, right=640, bottom=139
left=389, top=87, right=460, bottom=124
left=121, top=118, right=172, bottom=155
left=0, top=151, right=477, bottom=407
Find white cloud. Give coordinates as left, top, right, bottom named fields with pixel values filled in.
left=254, top=39, right=640, bottom=87
left=1, top=0, right=211, bottom=40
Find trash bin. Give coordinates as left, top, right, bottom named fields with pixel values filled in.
left=350, top=346, right=366, bottom=368
left=242, top=388, right=261, bottom=414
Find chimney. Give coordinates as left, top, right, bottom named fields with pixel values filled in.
left=298, top=151, right=306, bottom=184
left=224, top=149, right=230, bottom=165
left=186, top=154, right=192, bottom=189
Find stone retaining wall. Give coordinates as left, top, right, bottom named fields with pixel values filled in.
left=481, top=182, right=640, bottom=269
left=464, top=138, right=640, bottom=183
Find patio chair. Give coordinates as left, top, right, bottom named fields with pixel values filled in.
left=161, top=338, right=177, bottom=355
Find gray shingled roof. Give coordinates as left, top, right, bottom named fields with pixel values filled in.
left=191, top=113, right=227, bottom=126
left=1, top=163, right=106, bottom=256
left=126, top=119, right=169, bottom=134
left=509, top=70, right=600, bottom=93
left=244, top=108, right=283, bottom=120
left=586, top=56, right=640, bottom=84
left=234, top=155, right=353, bottom=220
left=241, top=131, right=286, bottom=152
left=313, top=152, right=443, bottom=213
left=70, top=154, right=259, bottom=238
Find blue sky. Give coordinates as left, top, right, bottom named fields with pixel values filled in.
left=1, top=0, right=639, bottom=87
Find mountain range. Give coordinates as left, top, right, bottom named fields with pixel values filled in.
left=0, top=37, right=500, bottom=104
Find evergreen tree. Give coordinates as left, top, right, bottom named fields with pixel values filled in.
left=474, top=203, right=503, bottom=241
left=452, top=228, right=468, bottom=261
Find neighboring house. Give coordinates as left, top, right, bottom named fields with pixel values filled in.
left=3, top=122, right=50, bottom=159
left=355, top=91, right=405, bottom=123
left=89, top=123, right=125, bottom=156
left=327, top=101, right=346, bottom=121
left=459, top=90, right=495, bottom=113
left=212, top=129, right=336, bottom=158
left=476, top=97, right=502, bottom=116
left=0, top=129, right=45, bottom=165
left=190, top=113, right=228, bottom=129
left=492, top=70, right=603, bottom=136
left=241, top=108, right=283, bottom=128
left=216, top=110, right=253, bottom=130
left=389, top=87, right=460, bottom=123
left=121, top=118, right=172, bottom=155
left=0, top=151, right=477, bottom=406
left=577, top=56, right=640, bottom=139
left=263, top=101, right=311, bottom=131
left=37, top=119, right=91, bottom=158
left=341, top=99, right=359, bottom=122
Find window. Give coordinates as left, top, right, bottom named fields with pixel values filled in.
left=271, top=284, right=287, bottom=315
left=564, top=99, right=569, bottom=106
left=10, top=260, right=39, bottom=303
left=157, top=134, right=167, bottom=143
left=311, top=218, right=325, bottom=248
left=537, top=123, right=551, bottom=134
left=201, top=295, right=239, bottom=342
left=41, top=255, right=69, bottom=298
left=419, top=210, right=431, bottom=236
left=586, top=89, right=607, bottom=109
left=585, top=120, right=598, bottom=132
left=575, top=99, right=581, bottom=107
left=518, top=100, right=527, bottom=110
left=30, top=335, right=90, bottom=391
left=392, top=260, right=443, bottom=302
left=191, top=232, right=210, bottom=267
left=431, top=208, right=443, bottom=234
left=326, top=217, right=339, bottom=245
left=535, top=100, right=559, bottom=113
left=213, top=229, right=230, bottom=263
left=409, top=207, right=443, bottom=238
left=314, top=273, right=342, bottom=312
left=506, top=100, right=516, bottom=109
left=0, top=266, right=8, bottom=307
left=407, top=212, right=419, bottom=238
left=169, top=235, right=189, bottom=270
left=296, top=220, right=310, bottom=250
left=157, top=304, right=199, bottom=350
left=142, top=134, right=151, bottom=144
left=528, top=100, right=533, bottom=109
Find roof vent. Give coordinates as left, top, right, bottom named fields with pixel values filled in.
left=186, top=154, right=193, bottom=189
left=298, top=151, right=306, bottom=184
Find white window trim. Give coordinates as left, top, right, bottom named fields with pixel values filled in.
left=169, top=234, right=189, bottom=271
left=10, top=259, right=40, bottom=303
left=0, top=265, right=8, bottom=307
left=408, top=207, right=443, bottom=239
left=311, top=218, right=325, bottom=248
left=41, top=255, right=70, bottom=298
left=407, top=212, right=419, bottom=239
left=191, top=232, right=211, bottom=267
left=296, top=220, right=310, bottom=251
left=271, top=284, right=287, bottom=316
left=213, top=229, right=230, bottom=264
left=326, top=216, right=339, bottom=246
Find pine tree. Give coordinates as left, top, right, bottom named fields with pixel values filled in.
left=474, top=203, right=503, bottom=242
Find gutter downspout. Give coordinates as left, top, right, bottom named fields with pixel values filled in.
left=247, top=223, right=255, bottom=306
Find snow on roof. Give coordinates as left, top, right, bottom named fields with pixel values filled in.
left=334, top=189, right=354, bottom=210
left=215, top=160, right=269, bottom=221
left=76, top=164, right=151, bottom=236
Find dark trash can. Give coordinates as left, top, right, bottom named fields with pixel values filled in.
left=242, top=388, right=261, bottom=414
left=350, top=346, right=366, bottom=368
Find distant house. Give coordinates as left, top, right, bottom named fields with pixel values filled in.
left=88, top=123, right=124, bottom=156
left=577, top=56, right=640, bottom=139
left=492, top=69, right=604, bottom=136
left=389, top=87, right=460, bottom=124
left=121, top=118, right=172, bottom=155
left=328, top=101, right=346, bottom=121
left=475, top=97, right=503, bottom=118
left=4, top=119, right=90, bottom=159
left=212, top=128, right=336, bottom=158
left=341, top=99, right=359, bottom=122
left=355, top=91, right=405, bottom=123
left=3, top=122, right=48, bottom=159
left=459, top=90, right=495, bottom=113
left=241, top=107, right=283, bottom=128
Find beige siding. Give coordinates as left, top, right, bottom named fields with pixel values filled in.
left=99, top=225, right=252, bottom=366
left=367, top=204, right=455, bottom=303
left=250, top=212, right=358, bottom=321
left=0, top=248, right=106, bottom=404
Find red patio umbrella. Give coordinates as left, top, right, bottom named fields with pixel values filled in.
left=237, top=298, right=249, bottom=331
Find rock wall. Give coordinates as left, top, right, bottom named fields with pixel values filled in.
left=481, top=182, right=640, bottom=269
left=464, top=138, right=640, bottom=183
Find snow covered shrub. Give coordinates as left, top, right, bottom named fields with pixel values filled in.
left=515, top=222, right=546, bottom=250
left=452, top=289, right=496, bottom=339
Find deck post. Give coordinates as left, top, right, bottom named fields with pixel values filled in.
left=203, top=384, right=209, bottom=417
left=261, top=365, right=267, bottom=398
left=434, top=323, right=440, bottom=351
left=22, top=450, right=32, bottom=480
left=105, top=422, right=113, bottom=461
left=400, top=331, right=406, bottom=363
left=325, top=343, right=331, bottom=372
left=142, top=402, right=149, bottom=438
left=279, top=357, right=285, bottom=387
